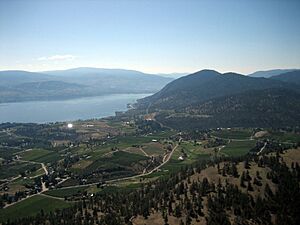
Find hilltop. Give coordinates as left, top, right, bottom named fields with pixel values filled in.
left=0, top=68, right=173, bottom=103
left=134, top=69, right=300, bottom=130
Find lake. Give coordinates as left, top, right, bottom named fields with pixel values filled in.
left=0, top=93, right=151, bottom=123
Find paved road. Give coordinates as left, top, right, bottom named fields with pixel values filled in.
left=3, top=140, right=180, bottom=206
left=3, top=159, right=51, bottom=208
left=257, top=142, right=267, bottom=155
left=41, top=162, right=48, bottom=175
left=211, top=136, right=254, bottom=142
left=139, top=147, right=149, bottom=157
left=17, top=159, right=49, bottom=191
left=57, top=141, right=180, bottom=190
left=3, top=177, right=68, bottom=209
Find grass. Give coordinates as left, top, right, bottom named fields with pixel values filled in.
left=58, top=178, right=80, bottom=187
left=88, top=182, right=143, bottom=195
left=103, top=151, right=148, bottom=167
left=116, top=136, right=154, bottom=148
left=0, top=195, right=72, bottom=222
left=87, top=147, right=113, bottom=160
left=105, top=120, right=135, bottom=133
left=34, top=152, right=62, bottom=164
left=0, top=147, right=20, bottom=159
left=29, top=167, right=45, bottom=177
left=142, top=170, right=170, bottom=179
left=83, top=131, right=175, bottom=161
left=123, top=147, right=146, bottom=156
left=1, top=176, right=36, bottom=195
left=45, top=187, right=87, bottom=198
left=71, top=151, right=148, bottom=177
left=146, top=130, right=177, bottom=139
left=142, top=143, right=165, bottom=155
left=113, top=131, right=175, bottom=149
left=267, top=131, right=300, bottom=143
left=161, top=142, right=211, bottom=173
left=163, top=155, right=211, bottom=172
left=0, top=162, right=41, bottom=179
left=4, top=177, right=36, bottom=194
left=19, top=149, right=51, bottom=161
left=71, top=160, right=93, bottom=169
left=212, top=129, right=253, bottom=139
left=20, top=148, right=62, bottom=164
left=222, top=140, right=256, bottom=156
left=12, top=177, right=35, bottom=186
left=87, top=182, right=142, bottom=194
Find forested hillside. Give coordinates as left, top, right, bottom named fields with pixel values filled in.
left=134, top=70, right=300, bottom=130
left=2, top=147, right=299, bottom=225
left=154, top=88, right=300, bottom=130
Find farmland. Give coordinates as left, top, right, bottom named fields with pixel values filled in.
left=0, top=119, right=299, bottom=223
left=0, top=161, right=41, bottom=179
left=45, top=186, right=87, bottom=198
left=211, top=128, right=253, bottom=140
left=222, top=140, right=256, bottom=157
left=0, top=195, right=71, bottom=222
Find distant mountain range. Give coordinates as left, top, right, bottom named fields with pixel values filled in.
left=0, top=68, right=173, bottom=103
left=248, top=69, right=298, bottom=78
left=135, top=69, right=300, bottom=129
left=271, top=70, right=300, bottom=85
left=1, top=67, right=300, bottom=130
left=156, top=72, right=189, bottom=79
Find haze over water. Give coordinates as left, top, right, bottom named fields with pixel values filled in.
left=0, top=93, right=150, bottom=123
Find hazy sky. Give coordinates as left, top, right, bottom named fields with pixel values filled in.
left=0, top=0, right=300, bottom=74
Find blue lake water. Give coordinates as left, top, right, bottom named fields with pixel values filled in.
left=0, top=93, right=151, bottom=123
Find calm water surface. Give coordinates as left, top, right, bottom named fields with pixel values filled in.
left=0, top=93, right=151, bottom=123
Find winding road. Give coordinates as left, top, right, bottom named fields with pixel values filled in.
left=257, top=142, right=267, bottom=155
left=56, top=141, right=180, bottom=190
left=3, top=139, right=181, bottom=207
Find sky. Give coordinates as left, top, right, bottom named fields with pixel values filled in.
left=0, top=0, right=300, bottom=74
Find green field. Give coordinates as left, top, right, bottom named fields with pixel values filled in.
left=33, top=152, right=62, bottom=163
left=12, top=176, right=35, bottom=186
left=105, top=120, right=135, bottom=133
left=142, top=143, right=165, bottom=155
left=28, top=167, right=45, bottom=177
left=162, top=155, right=211, bottom=172
left=0, top=162, right=41, bottom=179
left=46, top=180, right=143, bottom=198
left=20, top=148, right=62, bottom=164
left=89, top=151, right=148, bottom=170
left=71, top=150, right=148, bottom=180
left=116, top=136, right=155, bottom=148
left=267, top=131, right=300, bottom=143
left=0, top=147, right=20, bottom=160
left=19, top=149, right=50, bottom=160
left=146, top=131, right=177, bottom=139
left=222, top=140, right=256, bottom=156
left=212, top=129, right=253, bottom=139
left=142, top=169, right=171, bottom=179
left=161, top=142, right=210, bottom=173
left=45, top=186, right=87, bottom=198
left=0, top=195, right=72, bottom=222
left=110, top=151, right=147, bottom=165
left=87, top=147, right=113, bottom=160
left=114, top=131, right=175, bottom=148
left=80, top=131, right=175, bottom=161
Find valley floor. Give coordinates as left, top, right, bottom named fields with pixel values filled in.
left=0, top=119, right=299, bottom=224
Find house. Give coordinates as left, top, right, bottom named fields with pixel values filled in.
left=178, top=156, right=184, bottom=161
